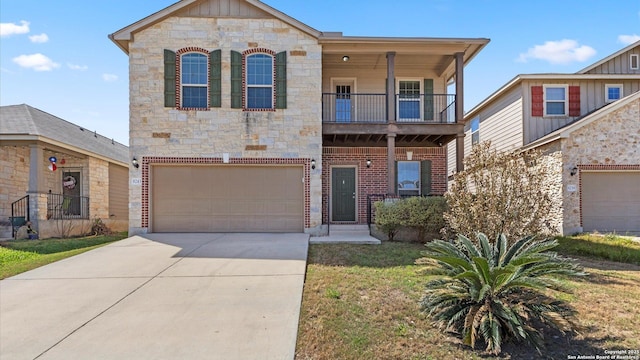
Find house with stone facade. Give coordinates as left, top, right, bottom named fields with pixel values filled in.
left=0, top=104, right=129, bottom=239
left=448, top=41, right=640, bottom=235
left=109, top=0, right=489, bottom=235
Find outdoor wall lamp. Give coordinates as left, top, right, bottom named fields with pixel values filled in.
left=132, top=157, right=139, bottom=169
left=570, top=166, right=578, bottom=176
left=311, top=159, right=316, bottom=170
left=342, top=55, right=350, bottom=62
left=366, top=159, right=372, bottom=168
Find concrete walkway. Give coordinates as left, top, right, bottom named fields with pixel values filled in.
left=0, top=233, right=309, bottom=360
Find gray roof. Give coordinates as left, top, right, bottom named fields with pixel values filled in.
left=0, top=104, right=128, bottom=164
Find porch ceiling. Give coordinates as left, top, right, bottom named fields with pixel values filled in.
left=322, top=133, right=456, bottom=147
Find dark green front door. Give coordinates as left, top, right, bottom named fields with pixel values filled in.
left=332, top=167, right=356, bottom=221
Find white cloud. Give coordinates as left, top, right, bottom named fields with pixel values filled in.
left=28, top=33, right=48, bottom=43
left=67, top=63, right=88, bottom=71
left=102, top=73, right=118, bottom=82
left=12, top=53, right=60, bottom=71
left=618, top=34, right=640, bottom=45
left=517, top=39, right=596, bottom=64
left=0, top=20, right=30, bottom=37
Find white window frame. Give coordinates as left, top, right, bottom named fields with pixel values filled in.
left=179, top=52, right=209, bottom=109
left=245, top=53, right=275, bottom=110
left=543, top=84, right=568, bottom=117
left=396, top=78, right=423, bottom=122
left=605, top=84, right=623, bottom=103
left=631, top=54, right=639, bottom=70
left=397, top=160, right=421, bottom=196
left=470, top=117, right=480, bottom=145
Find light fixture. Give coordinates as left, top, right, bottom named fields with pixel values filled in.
left=366, top=159, right=372, bottom=168
left=406, top=151, right=413, bottom=161
left=570, top=166, right=578, bottom=176
left=132, top=157, right=139, bottom=169
left=311, top=159, right=316, bottom=170
left=342, top=55, right=350, bottom=62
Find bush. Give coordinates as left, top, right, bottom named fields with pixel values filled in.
left=445, top=142, right=556, bottom=241
left=420, top=233, right=584, bottom=354
left=375, top=196, right=447, bottom=242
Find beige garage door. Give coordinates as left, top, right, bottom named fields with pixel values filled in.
left=582, top=172, right=640, bottom=234
left=152, top=165, right=304, bottom=232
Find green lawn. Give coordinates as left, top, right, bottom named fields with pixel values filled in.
left=296, top=236, right=640, bottom=359
left=555, top=233, right=640, bottom=265
left=0, top=232, right=128, bottom=279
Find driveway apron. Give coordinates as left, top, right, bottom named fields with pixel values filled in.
left=0, top=233, right=309, bottom=360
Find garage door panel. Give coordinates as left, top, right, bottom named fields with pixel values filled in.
left=152, top=165, right=303, bottom=232
left=582, top=172, right=640, bottom=233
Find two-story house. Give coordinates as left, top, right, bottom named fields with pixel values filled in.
left=449, top=41, right=640, bottom=235
left=109, top=0, right=489, bottom=235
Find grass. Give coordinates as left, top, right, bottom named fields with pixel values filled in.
left=295, top=241, right=640, bottom=360
left=556, top=233, right=640, bottom=265
left=0, top=232, right=128, bottom=279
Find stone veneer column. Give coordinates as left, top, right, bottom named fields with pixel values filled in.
left=27, top=144, right=44, bottom=229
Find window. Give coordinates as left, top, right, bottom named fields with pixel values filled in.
left=631, top=54, right=639, bottom=70
left=180, top=53, right=208, bottom=109
left=471, top=117, right=480, bottom=145
left=397, top=161, right=420, bottom=196
left=398, top=80, right=421, bottom=121
left=605, top=84, right=623, bottom=102
left=246, top=53, right=274, bottom=109
left=543, top=85, right=568, bottom=116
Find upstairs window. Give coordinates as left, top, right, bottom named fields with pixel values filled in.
left=246, top=53, right=274, bottom=109
left=543, top=85, right=568, bottom=116
left=631, top=54, right=639, bottom=70
left=471, top=117, right=480, bottom=145
left=181, top=53, right=208, bottom=109
left=605, top=84, right=623, bottom=102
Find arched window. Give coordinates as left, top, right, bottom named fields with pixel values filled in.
left=180, top=52, right=208, bottom=109
left=245, top=53, right=274, bottom=109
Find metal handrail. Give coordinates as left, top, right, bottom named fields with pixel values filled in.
left=10, top=195, right=29, bottom=239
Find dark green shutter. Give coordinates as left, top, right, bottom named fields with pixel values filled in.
left=164, top=49, right=176, bottom=107
left=275, top=51, right=287, bottom=109
left=394, top=161, right=398, bottom=195
left=230, top=50, right=242, bottom=109
left=424, top=79, right=434, bottom=121
left=209, top=49, right=221, bottom=108
left=420, top=160, right=432, bottom=195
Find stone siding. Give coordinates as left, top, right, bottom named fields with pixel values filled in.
left=128, top=16, right=323, bottom=234
left=535, top=96, right=640, bottom=235
left=0, top=146, right=30, bottom=238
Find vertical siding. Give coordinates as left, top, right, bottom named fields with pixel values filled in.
left=524, top=79, right=640, bottom=144
left=177, top=0, right=268, bottom=18
left=582, top=45, right=640, bottom=74
left=109, top=163, right=129, bottom=220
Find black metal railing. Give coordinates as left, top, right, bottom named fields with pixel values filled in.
left=322, top=93, right=456, bottom=123
left=47, top=193, right=90, bottom=220
left=10, top=195, right=29, bottom=239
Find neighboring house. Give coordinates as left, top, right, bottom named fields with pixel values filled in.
left=109, top=0, right=489, bottom=235
left=449, top=41, right=640, bottom=235
left=0, top=104, right=129, bottom=239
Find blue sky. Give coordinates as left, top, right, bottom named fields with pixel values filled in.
left=1, top=0, right=638, bottom=145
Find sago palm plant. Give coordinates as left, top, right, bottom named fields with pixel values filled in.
left=420, top=233, right=584, bottom=354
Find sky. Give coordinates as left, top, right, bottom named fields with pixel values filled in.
left=1, top=0, right=639, bottom=145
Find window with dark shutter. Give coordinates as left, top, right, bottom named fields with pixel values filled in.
left=164, top=49, right=176, bottom=107
left=275, top=51, right=287, bottom=109
left=230, top=50, right=242, bottom=109
left=209, top=49, right=222, bottom=108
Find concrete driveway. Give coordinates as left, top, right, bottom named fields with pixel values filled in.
left=0, top=233, right=309, bottom=360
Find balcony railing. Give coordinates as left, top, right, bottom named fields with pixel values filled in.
left=47, top=193, right=90, bottom=220
left=322, top=93, right=456, bottom=123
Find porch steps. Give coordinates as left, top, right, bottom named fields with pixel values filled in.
left=310, top=224, right=381, bottom=245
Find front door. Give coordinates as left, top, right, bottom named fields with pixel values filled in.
left=331, top=167, right=356, bottom=222
left=62, top=170, right=81, bottom=216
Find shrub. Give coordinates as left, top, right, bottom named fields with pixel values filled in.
left=420, top=233, right=584, bottom=354
left=444, top=142, right=556, bottom=240
left=375, top=197, right=447, bottom=242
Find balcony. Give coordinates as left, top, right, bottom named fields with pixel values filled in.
left=322, top=93, right=462, bottom=147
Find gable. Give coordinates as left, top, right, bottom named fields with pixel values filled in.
left=175, top=0, right=270, bottom=18
left=578, top=42, right=640, bottom=75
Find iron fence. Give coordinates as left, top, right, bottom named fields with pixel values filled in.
left=47, top=193, right=90, bottom=220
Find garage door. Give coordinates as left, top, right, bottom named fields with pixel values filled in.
left=582, top=172, right=640, bottom=234
left=152, top=165, right=304, bottom=232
